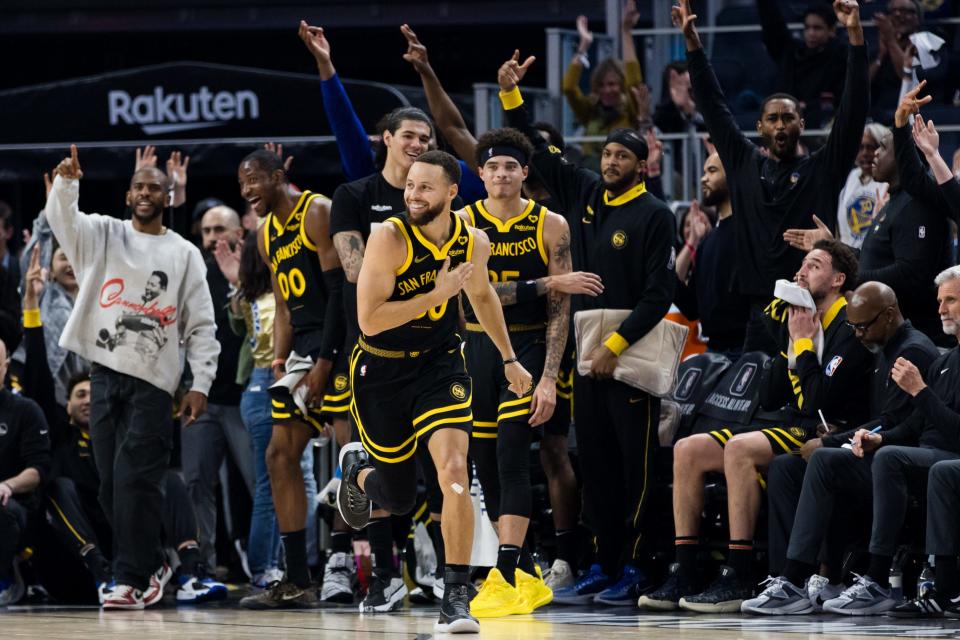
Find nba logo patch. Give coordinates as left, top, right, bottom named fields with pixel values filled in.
left=790, top=172, right=800, bottom=185
left=360, top=365, right=367, bottom=377
left=825, top=356, right=843, bottom=377
left=919, top=226, right=926, bottom=239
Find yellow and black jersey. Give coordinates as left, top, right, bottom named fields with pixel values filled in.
left=463, top=199, right=549, bottom=328
left=263, top=190, right=329, bottom=353
left=361, top=213, right=474, bottom=354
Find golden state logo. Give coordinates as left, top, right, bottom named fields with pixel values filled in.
left=611, top=230, right=628, bottom=249
left=789, top=426, right=806, bottom=440
left=334, top=374, right=348, bottom=391
left=450, top=383, right=467, bottom=400
left=846, top=195, right=877, bottom=241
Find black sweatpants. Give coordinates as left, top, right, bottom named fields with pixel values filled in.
left=0, top=497, right=28, bottom=580
left=926, top=460, right=960, bottom=555
left=574, top=374, right=659, bottom=576
left=90, top=365, right=174, bottom=591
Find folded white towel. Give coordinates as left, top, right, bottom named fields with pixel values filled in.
left=269, top=351, right=314, bottom=416
left=773, top=280, right=824, bottom=368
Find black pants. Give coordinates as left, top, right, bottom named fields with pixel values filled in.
left=90, top=365, right=174, bottom=590
left=574, top=374, right=659, bottom=575
left=46, top=477, right=113, bottom=560
left=786, top=446, right=956, bottom=567
left=0, top=497, right=27, bottom=580
left=926, top=460, right=960, bottom=555
left=767, top=454, right=862, bottom=576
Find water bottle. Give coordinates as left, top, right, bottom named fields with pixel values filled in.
left=917, top=562, right=935, bottom=599
left=889, top=568, right=903, bottom=602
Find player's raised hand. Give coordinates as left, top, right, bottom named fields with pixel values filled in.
left=135, top=145, right=158, bottom=171
left=832, top=0, right=860, bottom=29
left=894, top=79, right=932, bottom=127
left=401, top=24, right=430, bottom=74
left=299, top=21, right=331, bottom=65
left=497, top=50, right=536, bottom=92
left=671, top=0, right=699, bottom=43
left=55, top=145, right=83, bottom=181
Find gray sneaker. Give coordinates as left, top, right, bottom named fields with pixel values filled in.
left=337, top=443, right=372, bottom=530
left=822, top=575, right=895, bottom=616
left=319, top=552, right=355, bottom=604
left=741, top=576, right=813, bottom=615
left=806, top=574, right=843, bottom=611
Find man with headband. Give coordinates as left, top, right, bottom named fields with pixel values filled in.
left=459, top=127, right=572, bottom=617
left=498, top=53, right=676, bottom=605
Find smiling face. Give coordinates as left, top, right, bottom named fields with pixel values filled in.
left=757, top=98, right=804, bottom=160
left=404, top=161, right=456, bottom=227
left=384, top=119, right=433, bottom=174
left=126, top=168, right=167, bottom=223
left=238, top=161, right=283, bottom=217
left=479, top=155, right=528, bottom=201
left=50, top=247, right=77, bottom=291
left=67, top=379, right=91, bottom=428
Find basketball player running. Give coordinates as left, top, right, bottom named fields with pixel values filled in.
left=338, top=150, right=532, bottom=633
left=237, top=150, right=346, bottom=608
left=461, top=127, right=571, bottom=617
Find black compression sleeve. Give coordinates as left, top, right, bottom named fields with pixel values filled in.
left=320, top=268, right=346, bottom=361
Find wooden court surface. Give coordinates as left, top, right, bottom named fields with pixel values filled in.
left=5, top=602, right=960, bottom=639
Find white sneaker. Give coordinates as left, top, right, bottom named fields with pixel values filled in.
left=176, top=576, right=228, bottom=603
left=143, top=563, right=173, bottom=607
left=318, top=478, right=340, bottom=507
left=806, top=574, right=843, bottom=611
left=432, top=575, right=445, bottom=601
left=822, top=574, right=895, bottom=615
left=544, top=559, right=575, bottom=591
left=320, top=552, right=355, bottom=603
left=102, top=584, right=145, bottom=610
left=97, top=580, right=116, bottom=605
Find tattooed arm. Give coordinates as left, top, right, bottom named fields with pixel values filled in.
left=529, top=212, right=572, bottom=426
left=332, top=230, right=366, bottom=283
left=491, top=249, right=602, bottom=306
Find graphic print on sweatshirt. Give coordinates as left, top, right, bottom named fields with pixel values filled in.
left=96, top=270, right=176, bottom=361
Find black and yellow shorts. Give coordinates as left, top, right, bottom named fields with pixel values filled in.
left=543, top=346, right=574, bottom=437
left=350, top=336, right=473, bottom=464
left=707, top=421, right=815, bottom=455
left=465, top=326, right=544, bottom=440
left=270, top=347, right=351, bottom=433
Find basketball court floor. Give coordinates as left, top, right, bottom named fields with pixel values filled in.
left=5, top=599, right=960, bottom=639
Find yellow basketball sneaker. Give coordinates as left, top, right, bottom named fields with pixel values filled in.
left=517, top=566, right=553, bottom=610
left=469, top=568, right=533, bottom=618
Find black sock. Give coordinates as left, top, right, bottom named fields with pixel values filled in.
left=367, top=518, right=395, bottom=576
left=555, top=529, right=577, bottom=565
left=445, top=563, right=470, bottom=586
left=518, top=544, right=537, bottom=577
left=866, top=554, right=893, bottom=587
left=177, top=543, right=201, bottom=578
left=281, top=529, right=311, bottom=587
left=428, top=520, right=445, bottom=577
left=936, top=555, right=959, bottom=598
left=783, top=559, right=817, bottom=588
left=675, top=536, right=699, bottom=587
left=728, top=539, right=753, bottom=581
left=496, top=545, right=521, bottom=586
left=330, top=531, right=352, bottom=555
left=82, top=547, right=112, bottom=583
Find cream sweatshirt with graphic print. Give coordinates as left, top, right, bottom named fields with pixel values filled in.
left=44, top=175, right=219, bottom=396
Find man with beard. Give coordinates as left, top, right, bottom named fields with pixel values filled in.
left=236, top=150, right=345, bottom=609
left=641, top=240, right=872, bottom=612
left=749, top=267, right=960, bottom=616
left=181, top=205, right=253, bottom=573
left=744, top=280, right=937, bottom=615
left=337, top=150, right=532, bottom=633
left=674, top=152, right=750, bottom=359
left=499, top=54, right=677, bottom=606
left=673, top=0, right=868, bottom=354
left=44, top=146, right=219, bottom=609
left=461, top=127, right=571, bottom=618
left=834, top=125, right=890, bottom=250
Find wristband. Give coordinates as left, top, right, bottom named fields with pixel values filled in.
left=503, top=357, right=518, bottom=366
left=575, top=52, right=591, bottom=69
left=499, top=86, right=524, bottom=110
left=684, top=242, right=697, bottom=257
left=23, top=308, right=42, bottom=329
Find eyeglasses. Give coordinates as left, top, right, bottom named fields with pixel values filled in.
left=889, top=7, right=918, bottom=16
left=845, top=307, right=889, bottom=332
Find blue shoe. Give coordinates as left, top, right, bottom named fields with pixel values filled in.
left=552, top=564, right=612, bottom=605
left=594, top=565, right=648, bottom=606
left=176, top=575, right=228, bottom=603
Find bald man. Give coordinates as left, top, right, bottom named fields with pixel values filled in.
left=744, top=280, right=940, bottom=615
left=200, top=205, right=243, bottom=253
left=182, top=203, right=254, bottom=571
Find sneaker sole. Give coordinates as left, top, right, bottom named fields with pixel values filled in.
left=102, top=602, right=145, bottom=610
left=552, top=592, right=603, bottom=605
left=679, top=598, right=744, bottom=613
left=337, top=447, right=372, bottom=530
left=637, top=597, right=680, bottom=611
left=823, top=601, right=895, bottom=616
left=176, top=587, right=228, bottom=603
left=741, top=602, right=814, bottom=615
left=594, top=595, right=640, bottom=606
left=320, top=590, right=355, bottom=604
left=435, top=617, right=481, bottom=633
left=360, top=585, right=408, bottom=613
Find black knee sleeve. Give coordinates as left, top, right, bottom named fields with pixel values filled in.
left=365, top=461, right=419, bottom=516
left=497, top=422, right=533, bottom=518
left=470, top=436, right=501, bottom=521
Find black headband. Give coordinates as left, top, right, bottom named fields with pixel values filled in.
left=604, top=128, right=648, bottom=161
left=480, top=145, right=529, bottom=166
